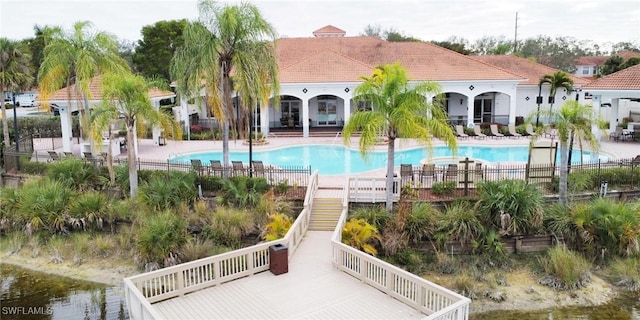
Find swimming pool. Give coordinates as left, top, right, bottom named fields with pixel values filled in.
left=171, top=145, right=608, bottom=175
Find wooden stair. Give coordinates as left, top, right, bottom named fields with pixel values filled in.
left=309, top=189, right=343, bottom=231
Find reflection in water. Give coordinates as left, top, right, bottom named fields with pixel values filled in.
left=0, top=264, right=127, bottom=320
left=471, top=292, right=640, bottom=320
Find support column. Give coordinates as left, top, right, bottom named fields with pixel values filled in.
left=343, top=96, right=351, bottom=126
left=260, top=105, right=269, bottom=137
left=508, top=94, right=517, bottom=125
left=592, top=95, right=602, bottom=139
left=180, top=96, right=190, bottom=138
left=302, top=99, right=309, bottom=138
left=609, top=98, right=620, bottom=133
left=152, top=102, right=160, bottom=146
left=466, top=96, right=474, bottom=127
left=60, top=107, right=73, bottom=153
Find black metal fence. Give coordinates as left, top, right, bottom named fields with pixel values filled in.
left=132, top=158, right=312, bottom=188
left=399, top=157, right=640, bottom=199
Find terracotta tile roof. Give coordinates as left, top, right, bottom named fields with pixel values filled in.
left=575, top=51, right=640, bottom=66
left=581, top=64, right=640, bottom=90
left=276, top=35, right=524, bottom=83
left=312, top=25, right=346, bottom=37
left=473, top=55, right=589, bottom=86
left=281, top=49, right=374, bottom=83
left=40, top=76, right=175, bottom=102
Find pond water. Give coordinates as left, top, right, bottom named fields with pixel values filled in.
left=472, top=292, right=640, bottom=320
left=0, top=264, right=127, bottom=320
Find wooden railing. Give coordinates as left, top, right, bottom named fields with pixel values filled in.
left=332, top=177, right=471, bottom=319
left=348, top=176, right=401, bottom=203
left=124, top=170, right=319, bottom=320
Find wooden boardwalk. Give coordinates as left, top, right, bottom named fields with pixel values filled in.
left=154, top=231, right=424, bottom=319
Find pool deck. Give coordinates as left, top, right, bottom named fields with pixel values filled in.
left=85, top=135, right=633, bottom=189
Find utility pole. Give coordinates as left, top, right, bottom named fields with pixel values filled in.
left=514, top=12, right=519, bottom=54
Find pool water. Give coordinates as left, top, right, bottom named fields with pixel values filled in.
left=171, top=145, right=607, bottom=175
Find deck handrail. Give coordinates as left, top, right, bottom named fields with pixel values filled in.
left=348, top=176, right=401, bottom=203
left=331, top=178, right=471, bottom=319
left=124, top=170, right=319, bottom=320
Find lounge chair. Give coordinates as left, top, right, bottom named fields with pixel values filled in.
left=420, top=163, right=438, bottom=185
left=445, top=164, right=458, bottom=183
left=210, top=160, right=223, bottom=176
left=489, top=124, right=504, bottom=138
left=191, top=159, right=206, bottom=175
left=525, top=124, right=537, bottom=136
left=473, top=125, right=487, bottom=139
left=83, top=152, right=103, bottom=166
left=232, top=161, right=245, bottom=176
left=64, top=152, right=74, bottom=158
left=251, top=160, right=265, bottom=177
left=400, top=164, right=414, bottom=186
left=455, top=125, right=469, bottom=139
left=507, top=124, right=522, bottom=138
left=47, top=151, right=60, bottom=162
left=609, top=127, right=629, bottom=142
left=474, top=162, right=484, bottom=182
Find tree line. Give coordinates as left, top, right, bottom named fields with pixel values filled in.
left=6, top=22, right=639, bottom=89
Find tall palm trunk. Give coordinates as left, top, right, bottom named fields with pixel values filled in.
left=558, top=140, right=569, bottom=206
left=221, top=61, right=232, bottom=179
left=126, top=123, right=138, bottom=198
left=567, top=131, right=575, bottom=174
left=1, top=90, right=9, bottom=148
left=386, top=137, right=396, bottom=211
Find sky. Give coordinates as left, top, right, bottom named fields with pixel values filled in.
left=1, top=0, right=639, bottom=48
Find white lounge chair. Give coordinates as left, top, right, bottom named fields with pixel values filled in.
left=473, top=125, right=487, bottom=139
left=490, top=124, right=504, bottom=138
left=507, top=124, right=522, bottom=138
left=455, top=125, right=469, bottom=139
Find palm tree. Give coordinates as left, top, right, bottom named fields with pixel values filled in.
left=171, top=0, right=279, bottom=178
left=532, top=100, right=599, bottom=205
left=90, top=72, right=182, bottom=198
left=343, top=63, right=457, bottom=211
left=38, top=21, right=127, bottom=138
left=0, top=38, right=33, bottom=149
left=539, top=71, right=573, bottom=116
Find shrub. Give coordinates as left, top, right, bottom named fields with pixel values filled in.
left=197, top=175, right=225, bottom=192
left=452, top=272, right=478, bottom=299
left=610, top=257, right=640, bottom=292
left=217, top=176, right=270, bottom=207
left=342, top=218, right=381, bottom=256
left=405, top=202, right=442, bottom=244
left=432, top=181, right=456, bottom=196
left=180, top=236, right=217, bottom=262
left=138, top=172, right=198, bottom=210
left=472, top=230, right=508, bottom=262
left=475, top=179, right=544, bottom=235
left=18, top=179, right=75, bottom=234
left=136, top=211, right=186, bottom=267
left=350, top=205, right=391, bottom=231
left=206, top=206, right=255, bottom=247
left=19, top=158, right=48, bottom=175
left=437, top=202, right=484, bottom=247
left=538, top=246, right=591, bottom=290
left=46, top=158, right=101, bottom=191
left=67, top=191, right=109, bottom=231
left=393, top=249, right=430, bottom=274
left=547, top=198, right=640, bottom=258
left=262, top=214, right=292, bottom=241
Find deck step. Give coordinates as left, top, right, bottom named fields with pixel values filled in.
left=309, top=196, right=342, bottom=231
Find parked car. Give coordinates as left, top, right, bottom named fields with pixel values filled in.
left=50, top=104, right=79, bottom=116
